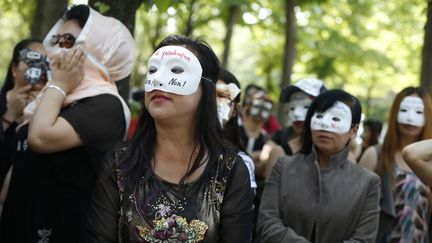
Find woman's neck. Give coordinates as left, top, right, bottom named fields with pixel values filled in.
left=317, top=152, right=330, bottom=168
left=244, top=118, right=262, bottom=137
left=153, top=124, right=205, bottom=184
left=155, top=123, right=197, bottom=160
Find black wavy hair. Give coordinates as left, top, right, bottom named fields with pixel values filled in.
left=1, top=39, right=42, bottom=95
left=120, top=35, right=224, bottom=191
left=300, top=89, right=362, bottom=154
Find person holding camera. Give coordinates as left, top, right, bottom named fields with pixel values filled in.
left=0, top=39, right=47, bottom=212
left=0, top=39, right=47, bottom=139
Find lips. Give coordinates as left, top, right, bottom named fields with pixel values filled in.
left=151, top=93, right=170, bottom=101
left=315, top=131, right=332, bottom=141
left=318, top=135, right=331, bottom=140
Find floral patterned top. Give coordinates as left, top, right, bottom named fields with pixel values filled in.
left=86, top=149, right=254, bottom=243
left=385, top=166, right=431, bottom=243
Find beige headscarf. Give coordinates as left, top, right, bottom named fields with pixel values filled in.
left=23, top=6, right=135, bottom=137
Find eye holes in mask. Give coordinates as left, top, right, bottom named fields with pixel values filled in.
left=171, top=66, right=184, bottom=74
left=148, top=66, right=157, bottom=74
left=400, top=108, right=423, bottom=114
left=315, top=113, right=341, bottom=122
left=290, top=105, right=310, bottom=111
left=148, top=66, right=184, bottom=75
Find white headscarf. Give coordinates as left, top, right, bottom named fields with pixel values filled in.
left=23, top=6, right=136, bottom=136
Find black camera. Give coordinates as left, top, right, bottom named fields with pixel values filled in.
left=20, top=48, right=50, bottom=85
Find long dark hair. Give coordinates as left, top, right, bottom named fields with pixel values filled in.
left=218, top=69, right=245, bottom=152
left=1, top=39, right=42, bottom=95
left=120, top=35, right=224, bottom=191
left=300, top=89, right=362, bottom=154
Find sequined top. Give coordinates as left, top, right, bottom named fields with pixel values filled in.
left=86, top=149, right=254, bottom=243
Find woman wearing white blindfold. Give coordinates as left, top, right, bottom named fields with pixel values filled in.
left=359, top=86, right=432, bottom=243
left=258, top=89, right=380, bottom=242
left=87, top=35, right=254, bottom=242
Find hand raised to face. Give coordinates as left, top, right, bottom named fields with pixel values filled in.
left=49, top=47, right=86, bottom=94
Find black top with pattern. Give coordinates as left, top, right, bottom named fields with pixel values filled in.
left=86, top=149, right=254, bottom=243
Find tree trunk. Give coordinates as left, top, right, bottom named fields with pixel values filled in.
left=30, top=0, right=68, bottom=39
left=88, top=0, right=143, bottom=102
left=421, top=0, right=432, bottom=96
left=184, top=0, right=198, bottom=36
left=365, top=84, right=374, bottom=118
left=276, top=0, right=297, bottom=124
left=221, top=5, right=241, bottom=68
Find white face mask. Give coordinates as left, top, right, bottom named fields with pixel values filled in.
left=217, top=97, right=232, bottom=127
left=397, top=96, right=425, bottom=127
left=145, top=45, right=203, bottom=95
left=288, top=92, right=312, bottom=123
left=311, top=101, right=352, bottom=134
left=216, top=83, right=240, bottom=127
left=249, top=99, right=272, bottom=120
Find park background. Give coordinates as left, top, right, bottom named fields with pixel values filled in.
left=1, top=0, right=431, bottom=126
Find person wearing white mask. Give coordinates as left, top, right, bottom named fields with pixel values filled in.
left=260, top=78, right=326, bottom=178
left=216, top=69, right=257, bottom=195
left=258, top=89, right=380, bottom=242
left=86, top=36, right=254, bottom=242
left=359, top=87, right=432, bottom=243
left=0, top=5, right=135, bottom=243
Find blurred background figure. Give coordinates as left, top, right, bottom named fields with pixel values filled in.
left=357, top=119, right=383, bottom=161
left=240, top=86, right=274, bottom=241
left=359, top=86, right=432, bottom=243
left=261, top=78, right=327, bottom=178
left=242, top=84, right=280, bottom=136
left=128, top=87, right=145, bottom=139
left=216, top=69, right=257, bottom=194
left=0, top=39, right=47, bottom=215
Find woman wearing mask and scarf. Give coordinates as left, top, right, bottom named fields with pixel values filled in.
left=0, top=5, right=135, bottom=243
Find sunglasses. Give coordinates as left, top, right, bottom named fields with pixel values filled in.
left=50, top=33, right=76, bottom=48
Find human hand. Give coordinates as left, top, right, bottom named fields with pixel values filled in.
left=4, top=84, right=33, bottom=121
left=28, top=83, right=44, bottom=102
left=49, top=47, right=86, bottom=94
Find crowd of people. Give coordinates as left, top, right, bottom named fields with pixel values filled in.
left=0, top=4, right=432, bottom=243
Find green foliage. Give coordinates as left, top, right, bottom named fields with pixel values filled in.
left=93, top=1, right=111, bottom=14
left=153, top=0, right=173, bottom=13
left=0, top=0, right=428, bottom=121
left=0, top=0, right=35, bottom=85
